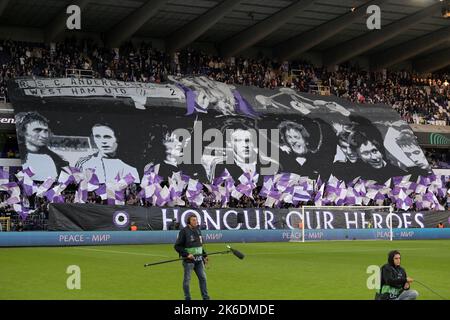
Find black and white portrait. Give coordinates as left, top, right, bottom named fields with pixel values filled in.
left=75, top=123, right=140, bottom=183
left=15, top=111, right=69, bottom=180
left=211, top=117, right=278, bottom=182
left=348, top=130, right=406, bottom=182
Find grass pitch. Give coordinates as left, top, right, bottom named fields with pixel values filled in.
left=1, top=240, right=449, bottom=300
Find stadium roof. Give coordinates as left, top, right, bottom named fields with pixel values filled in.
left=0, top=0, right=449, bottom=72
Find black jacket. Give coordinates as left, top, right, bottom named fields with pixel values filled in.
left=332, top=160, right=368, bottom=184
left=174, top=225, right=207, bottom=260
left=381, top=264, right=407, bottom=289
left=359, top=161, right=407, bottom=184
left=380, top=251, right=408, bottom=299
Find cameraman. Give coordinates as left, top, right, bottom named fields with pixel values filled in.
left=174, top=214, right=210, bottom=300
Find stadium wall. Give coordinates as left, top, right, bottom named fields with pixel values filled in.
left=1, top=228, right=449, bottom=247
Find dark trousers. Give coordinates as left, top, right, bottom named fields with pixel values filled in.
left=182, top=260, right=210, bottom=300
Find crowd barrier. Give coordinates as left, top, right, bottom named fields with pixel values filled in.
left=1, top=228, right=449, bottom=247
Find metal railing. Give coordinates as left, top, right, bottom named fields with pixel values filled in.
left=65, top=68, right=95, bottom=78
left=0, top=217, right=10, bottom=232
left=290, top=69, right=303, bottom=78
left=309, top=84, right=331, bottom=96
left=290, top=69, right=331, bottom=96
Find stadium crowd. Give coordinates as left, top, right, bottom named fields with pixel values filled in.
left=425, top=149, right=450, bottom=169
left=1, top=38, right=449, bottom=126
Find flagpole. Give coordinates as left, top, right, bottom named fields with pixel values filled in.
left=302, top=206, right=305, bottom=243
left=389, top=205, right=393, bottom=242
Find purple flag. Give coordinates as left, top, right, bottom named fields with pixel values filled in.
left=0, top=182, right=21, bottom=207
left=175, top=83, right=206, bottom=115
left=233, top=90, right=259, bottom=118
left=95, top=184, right=107, bottom=200
left=57, top=169, right=75, bottom=186
left=314, top=184, right=325, bottom=206
left=292, top=187, right=311, bottom=204
left=347, top=176, right=361, bottom=188
left=264, top=190, right=282, bottom=207
left=316, top=175, right=323, bottom=190
left=392, top=176, right=401, bottom=186
left=374, top=192, right=386, bottom=206
left=0, top=167, right=9, bottom=185
left=259, top=176, right=274, bottom=198
left=211, top=169, right=235, bottom=205
left=75, top=189, right=88, bottom=204
left=417, top=175, right=430, bottom=187
left=13, top=203, right=30, bottom=220
left=45, top=184, right=66, bottom=203
left=15, top=168, right=38, bottom=197
left=234, top=171, right=258, bottom=199
left=22, top=174, right=37, bottom=197
left=36, top=177, right=56, bottom=197
left=185, top=179, right=204, bottom=207
left=20, top=167, right=35, bottom=178
left=155, top=186, right=171, bottom=207
left=437, top=187, right=447, bottom=198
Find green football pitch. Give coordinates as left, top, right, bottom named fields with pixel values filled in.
left=1, top=240, right=449, bottom=300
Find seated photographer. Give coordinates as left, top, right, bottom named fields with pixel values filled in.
left=378, top=250, right=418, bottom=300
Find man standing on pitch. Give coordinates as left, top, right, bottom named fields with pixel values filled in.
left=174, top=214, right=210, bottom=300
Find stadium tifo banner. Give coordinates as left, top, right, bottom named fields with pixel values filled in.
left=8, top=76, right=432, bottom=183
left=48, top=204, right=450, bottom=231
